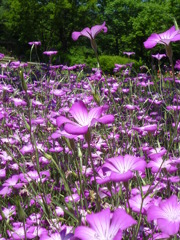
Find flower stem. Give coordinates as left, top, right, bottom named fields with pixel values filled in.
left=86, top=130, right=100, bottom=211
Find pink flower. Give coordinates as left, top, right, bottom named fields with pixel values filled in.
left=102, top=154, right=146, bottom=182
left=151, top=53, right=166, bottom=60
left=175, top=59, right=180, bottom=70
left=132, top=124, right=157, bottom=134
left=166, top=105, right=180, bottom=111
left=3, top=175, right=19, bottom=187
left=56, top=101, right=114, bottom=135
left=0, top=53, right=5, bottom=60
left=129, top=194, right=152, bottom=214
left=74, top=208, right=136, bottom=240
left=11, top=98, right=27, bottom=107
left=72, top=22, right=107, bottom=41
left=123, top=52, right=135, bottom=56
left=147, top=157, right=177, bottom=173
left=43, top=51, right=58, bottom=56
left=28, top=41, right=41, bottom=46
left=40, top=229, right=73, bottom=240
left=147, top=195, right=180, bottom=236
left=144, top=26, right=180, bottom=49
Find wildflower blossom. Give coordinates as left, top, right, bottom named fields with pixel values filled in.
left=56, top=101, right=114, bottom=135
left=102, top=155, right=146, bottom=182
left=147, top=195, right=180, bottom=236
left=72, top=22, right=107, bottom=41
left=144, top=26, right=180, bottom=49
left=74, top=208, right=136, bottom=240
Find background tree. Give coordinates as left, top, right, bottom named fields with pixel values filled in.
left=0, top=0, right=179, bottom=65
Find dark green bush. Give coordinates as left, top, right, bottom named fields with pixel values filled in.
left=65, top=47, right=143, bottom=73
left=99, top=55, right=141, bottom=73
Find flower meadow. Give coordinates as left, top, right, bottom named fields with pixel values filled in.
left=0, top=22, right=180, bottom=240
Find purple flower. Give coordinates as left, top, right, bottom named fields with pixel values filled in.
left=56, top=101, right=114, bottom=135
left=43, top=51, right=58, bottom=56
left=147, top=157, right=177, bottom=173
left=11, top=98, right=27, bottom=107
left=123, top=52, right=135, bottom=56
left=151, top=53, right=166, bottom=60
left=102, top=155, right=146, bottom=182
left=144, top=26, right=180, bottom=48
left=175, top=59, right=180, bottom=70
left=74, top=208, right=136, bottom=240
left=40, top=229, right=73, bottom=240
left=0, top=205, right=16, bottom=220
left=132, top=124, right=157, bottom=134
left=0, top=168, right=6, bottom=178
left=28, top=41, right=41, bottom=46
left=0, top=53, right=5, bottom=60
left=166, top=105, right=180, bottom=111
left=129, top=194, right=152, bottom=214
left=72, top=22, right=107, bottom=41
left=7, top=224, right=35, bottom=239
left=147, top=195, right=180, bottom=236
left=3, top=175, right=19, bottom=187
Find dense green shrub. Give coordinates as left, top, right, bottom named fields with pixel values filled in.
left=66, top=48, right=143, bottom=73
left=99, top=55, right=139, bottom=73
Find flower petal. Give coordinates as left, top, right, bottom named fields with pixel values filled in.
left=56, top=116, right=74, bottom=127
left=147, top=205, right=165, bottom=221
left=69, top=101, right=88, bottom=126
left=110, top=171, right=133, bottom=182
left=91, top=22, right=108, bottom=39
left=72, top=31, right=82, bottom=41
left=74, top=226, right=97, bottom=240
left=80, top=27, right=92, bottom=39
left=88, top=106, right=103, bottom=124
left=158, top=26, right=176, bottom=40
left=86, top=208, right=110, bottom=237
left=110, top=209, right=137, bottom=233
left=98, top=115, right=115, bottom=124
left=64, top=123, right=88, bottom=135
left=144, top=33, right=161, bottom=48
left=157, top=218, right=179, bottom=236
left=113, top=229, right=122, bottom=240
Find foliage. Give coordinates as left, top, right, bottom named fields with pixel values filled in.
left=98, top=55, right=138, bottom=73
left=0, top=0, right=180, bottom=63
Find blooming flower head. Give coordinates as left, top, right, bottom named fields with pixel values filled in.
left=0, top=53, right=5, bottom=60
left=72, top=22, right=107, bottom=41
left=144, top=26, right=180, bottom=49
left=147, top=195, right=180, bottom=236
left=123, top=52, right=135, bottom=56
left=102, top=154, right=146, bottom=182
left=72, top=22, right=107, bottom=53
left=28, top=41, right=41, bottom=46
left=132, top=124, right=157, bottom=135
left=147, top=157, right=177, bottom=173
left=129, top=194, right=152, bottom=214
left=175, top=59, right=180, bottom=70
left=151, top=53, right=166, bottom=61
left=40, top=229, right=73, bottom=240
left=43, top=51, right=58, bottom=56
left=74, top=208, right=136, bottom=240
left=56, top=101, right=114, bottom=135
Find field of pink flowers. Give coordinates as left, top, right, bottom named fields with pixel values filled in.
left=0, top=23, right=180, bottom=239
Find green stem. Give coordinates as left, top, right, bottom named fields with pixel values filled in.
left=86, top=132, right=100, bottom=211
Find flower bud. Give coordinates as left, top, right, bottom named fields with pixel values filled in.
left=20, top=70, right=28, bottom=92
left=22, top=114, right=30, bottom=131
left=17, top=200, right=26, bottom=221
